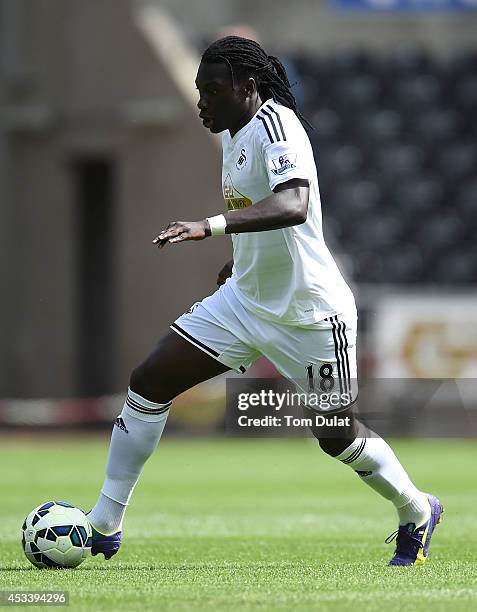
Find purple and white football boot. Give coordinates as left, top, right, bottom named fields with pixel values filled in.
left=387, top=494, right=443, bottom=566
left=87, top=519, right=122, bottom=560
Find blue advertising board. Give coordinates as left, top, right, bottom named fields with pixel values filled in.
left=331, top=0, right=477, bottom=10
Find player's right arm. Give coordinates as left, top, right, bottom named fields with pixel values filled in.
left=154, top=177, right=310, bottom=247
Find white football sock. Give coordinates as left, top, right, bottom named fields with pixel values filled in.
left=88, top=388, right=170, bottom=535
left=89, top=493, right=126, bottom=535
left=336, top=431, right=430, bottom=527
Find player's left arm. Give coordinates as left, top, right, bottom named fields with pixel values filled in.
left=153, top=178, right=310, bottom=247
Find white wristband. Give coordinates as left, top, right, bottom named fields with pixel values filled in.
left=206, top=214, right=227, bottom=236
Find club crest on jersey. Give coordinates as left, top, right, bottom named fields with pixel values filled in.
left=235, top=148, right=247, bottom=170
left=271, top=154, right=297, bottom=175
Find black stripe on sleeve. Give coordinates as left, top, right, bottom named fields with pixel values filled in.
left=258, top=115, right=275, bottom=143
left=260, top=108, right=281, bottom=142
left=266, top=105, right=287, bottom=141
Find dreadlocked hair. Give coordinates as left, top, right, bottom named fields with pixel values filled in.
left=201, top=36, right=312, bottom=130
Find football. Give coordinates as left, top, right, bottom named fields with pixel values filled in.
left=22, top=501, right=92, bottom=569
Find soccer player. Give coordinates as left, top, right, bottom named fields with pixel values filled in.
left=87, top=36, right=442, bottom=566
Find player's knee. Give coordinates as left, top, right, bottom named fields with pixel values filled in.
left=129, top=362, right=170, bottom=404
left=317, top=436, right=350, bottom=457
left=310, top=407, right=359, bottom=457
left=129, top=364, right=149, bottom=397
left=309, top=423, right=349, bottom=456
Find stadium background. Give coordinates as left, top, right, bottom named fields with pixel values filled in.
left=1, top=2, right=477, bottom=609
left=1, top=0, right=476, bottom=433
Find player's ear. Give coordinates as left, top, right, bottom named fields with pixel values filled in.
left=243, top=77, right=257, bottom=100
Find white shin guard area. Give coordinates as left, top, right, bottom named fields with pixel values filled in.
left=336, top=433, right=430, bottom=527
left=88, top=389, right=170, bottom=534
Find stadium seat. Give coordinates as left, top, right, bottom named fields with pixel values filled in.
left=456, top=75, right=477, bottom=112
left=352, top=249, right=386, bottom=283
left=413, top=109, right=460, bottom=143
left=324, top=144, right=364, bottom=178
left=355, top=109, right=403, bottom=143
left=455, top=180, right=477, bottom=219
left=334, top=75, right=381, bottom=108
left=416, top=215, right=464, bottom=252
left=328, top=180, right=382, bottom=219
left=394, top=75, right=441, bottom=110
left=374, top=143, right=425, bottom=179
left=311, top=108, right=342, bottom=143
left=438, top=143, right=477, bottom=181
left=392, top=177, right=444, bottom=218
left=381, top=244, right=425, bottom=283
left=348, top=213, right=403, bottom=250
left=386, top=45, right=436, bottom=76
left=432, top=250, right=477, bottom=284
left=327, top=48, right=374, bottom=75
left=448, top=49, right=477, bottom=78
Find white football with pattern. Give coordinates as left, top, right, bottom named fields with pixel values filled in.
left=22, top=501, right=92, bottom=569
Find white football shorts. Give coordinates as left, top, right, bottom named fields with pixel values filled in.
left=171, top=280, right=358, bottom=404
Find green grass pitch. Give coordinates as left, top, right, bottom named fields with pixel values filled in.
left=0, top=436, right=476, bottom=611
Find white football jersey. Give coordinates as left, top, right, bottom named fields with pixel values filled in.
left=221, top=99, right=355, bottom=324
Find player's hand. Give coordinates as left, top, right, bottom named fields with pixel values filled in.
left=217, top=259, right=233, bottom=286
left=153, top=220, right=210, bottom=248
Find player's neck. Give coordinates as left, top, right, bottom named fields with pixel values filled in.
left=229, top=95, right=264, bottom=138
